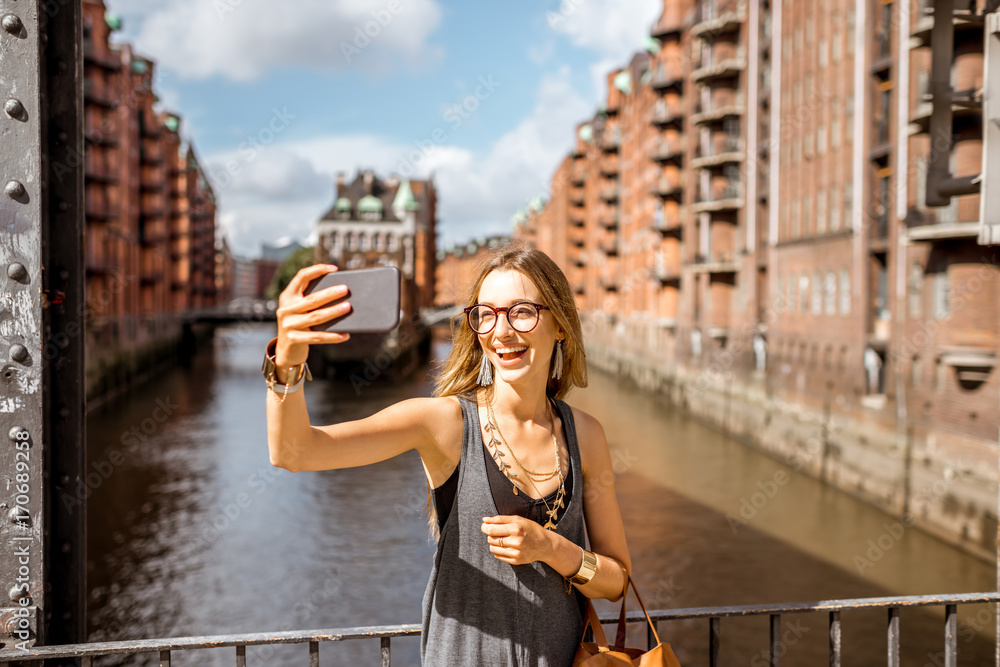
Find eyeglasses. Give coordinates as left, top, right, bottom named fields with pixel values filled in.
left=464, top=302, right=550, bottom=335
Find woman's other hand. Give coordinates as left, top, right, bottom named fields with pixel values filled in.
left=481, top=515, right=556, bottom=566
left=276, top=264, right=353, bottom=369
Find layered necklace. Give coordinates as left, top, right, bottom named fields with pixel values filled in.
left=482, top=396, right=566, bottom=530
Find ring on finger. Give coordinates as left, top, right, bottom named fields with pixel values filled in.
left=499, top=537, right=505, bottom=549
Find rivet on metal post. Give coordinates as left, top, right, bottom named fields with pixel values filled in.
left=8, top=505, right=30, bottom=526
left=8, top=426, right=27, bottom=441
left=4, top=98, right=25, bottom=120
left=5, top=180, right=26, bottom=199
left=1, top=14, right=23, bottom=35
left=9, top=344, right=29, bottom=363
left=7, top=262, right=26, bottom=281
left=8, top=584, right=29, bottom=602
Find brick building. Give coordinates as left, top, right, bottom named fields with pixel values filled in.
left=434, top=236, right=510, bottom=307
left=83, top=0, right=223, bottom=398
left=315, top=170, right=438, bottom=313
left=517, top=0, right=1000, bottom=557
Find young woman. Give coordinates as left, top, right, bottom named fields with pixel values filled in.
left=265, top=242, right=631, bottom=666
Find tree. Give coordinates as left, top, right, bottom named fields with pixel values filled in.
left=266, top=246, right=316, bottom=300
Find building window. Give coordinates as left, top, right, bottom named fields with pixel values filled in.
left=839, top=268, right=851, bottom=314
left=803, top=196, right=812, bottom=235
left=847, top=9, right=856, bottom=54
left=817, top=126, right=827, bottom=155
left=388, top=235, right=399, bottom=252
left=793, top=198, right=801, bottom=237
left=844, top=187, right=853, bottom=230
left=817, top=190, right=827, bottom=233
left=832, top=30, right=842, bottom=62
left=359, top=233, right=369, bottom=251
left=799, top=274, right=810, bottom=313
left=908, top=262, right=923, bottom=318
left=788, top=275, right=796, bottom=314
left=831, top=114, right=841, bottom=147
left=864, top=347, right=885, bottom=395
left=825, top=270, right=837, bottom=315
left=776, top=275, right=786, bottom=313
left=830, top=185, right=840, bottom=231
left=812, top=271, right=822, bottom=314
left=346, top=232, right=356, bottom=251
left=819, top=39, right=828, bottom=68
left=911, top=355, right=921, bottom=385
left=933, top=270, right=950, bottom=320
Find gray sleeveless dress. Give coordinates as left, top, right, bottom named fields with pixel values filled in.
left=421, top=395, right=587, bottom=666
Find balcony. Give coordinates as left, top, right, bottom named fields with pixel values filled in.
left=689, top=253, right=739, bottom=273
left=652, top=208, right=684, bottom=235
left=85, top=196, right=116, bottom=222
left=599, top=185, right=620, bottom=203
left=571, top=250, right=587, bottom=267
left=83, top=80, right=117, bottom=108
left=85, top=229, right=115, bottom=274
left=651, top=65, right=683, bottom=91
left=569, top=213, right=585, bottom=227
left=649, top=139, right=685, bottom=163
left=691, top=48, right=747, bottom=83
left=570, top=168, right=585, bottom=186
left=650, top=9, right=684, bottom=38
left=905, top=220, right=980, bottom=242
left=650, top=177, right=683, bottom=199
left=570, top=189, right=585, bottom=207
left=83, top=41, right=122, bottom=71
left=600, top=132, right=621, bottom=152
left=691, top=0, right=746, bottom=37
left=690, top=147, right=744, bottom=170
left=651, top=102, right=682, bottom=127
left=569, top=229, right=586, bottom=247
left=141, top=146, right=166, bottom=166
left=599, top=211, right=619, bottom=230
left=85, top=156, right=120, bottom=184
left=598, top=236, right=619, bottom=256
left=691, top=95, right=745, bottom=125
left=599, top=158, right=619, bottom=177
left=654, top=253, right=681, bottom=283
left=85, top=129, right=119, bottom=148
left=692, top=184, right=743, bottom=212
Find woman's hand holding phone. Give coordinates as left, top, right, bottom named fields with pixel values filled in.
left=275, top=264, right=353, bottom=370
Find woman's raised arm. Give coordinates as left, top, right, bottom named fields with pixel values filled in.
left=265, top=264, right=460, bottom=473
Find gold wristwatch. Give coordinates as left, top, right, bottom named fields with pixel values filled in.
left=262, top=337, right=312, bottom=395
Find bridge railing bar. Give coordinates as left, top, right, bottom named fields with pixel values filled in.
left=0, top=592, right=995, bottom=665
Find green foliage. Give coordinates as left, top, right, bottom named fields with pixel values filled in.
left=266, top=246, right=316, bottom=300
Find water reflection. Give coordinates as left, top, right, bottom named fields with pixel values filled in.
left=85, top=324, right=994, bottom=666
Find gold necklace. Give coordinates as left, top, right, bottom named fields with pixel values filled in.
left=482, top=396, right=566, bottom=530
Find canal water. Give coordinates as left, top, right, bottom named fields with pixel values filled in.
left=85, top=324, right=996, bottom=666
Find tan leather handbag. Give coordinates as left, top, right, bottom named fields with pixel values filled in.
left=573, top=574, right=682, bottom=666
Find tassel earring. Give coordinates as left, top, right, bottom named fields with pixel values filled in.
left=477, top=352, right=493, bottom=386
left=551, top=340, right=564, bottom=380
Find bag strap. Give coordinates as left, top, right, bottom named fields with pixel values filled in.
left=613, top=572, right=662, bottom=650
left=580, top=599, right=611, bottom=648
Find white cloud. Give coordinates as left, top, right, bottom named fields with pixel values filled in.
left=208, top=69, right=590, bottom=254
left=546, top=0, right=661, bottom=60
left=118, top=0, right=444, bottom=81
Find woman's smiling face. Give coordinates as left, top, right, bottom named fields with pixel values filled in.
left=475, top=269, right=563, bottom=388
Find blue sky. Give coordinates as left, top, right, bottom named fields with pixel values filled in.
left=108, top=0, right=661, bottom=257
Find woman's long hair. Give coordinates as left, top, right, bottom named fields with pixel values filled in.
left=425, top=240, right=588, bottom=539
left=434, top=240, right=588, bottom=401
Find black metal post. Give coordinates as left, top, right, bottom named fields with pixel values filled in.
left=39, top=0, right=86, bottom=654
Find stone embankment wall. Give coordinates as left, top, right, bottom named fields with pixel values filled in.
left=585, top=332, right=998, bottom=563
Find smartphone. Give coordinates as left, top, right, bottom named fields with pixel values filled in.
left=303, top=265, right=401, bottom=333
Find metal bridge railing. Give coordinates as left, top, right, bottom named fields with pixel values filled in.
left=0, top=591, right=996, bottom=666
